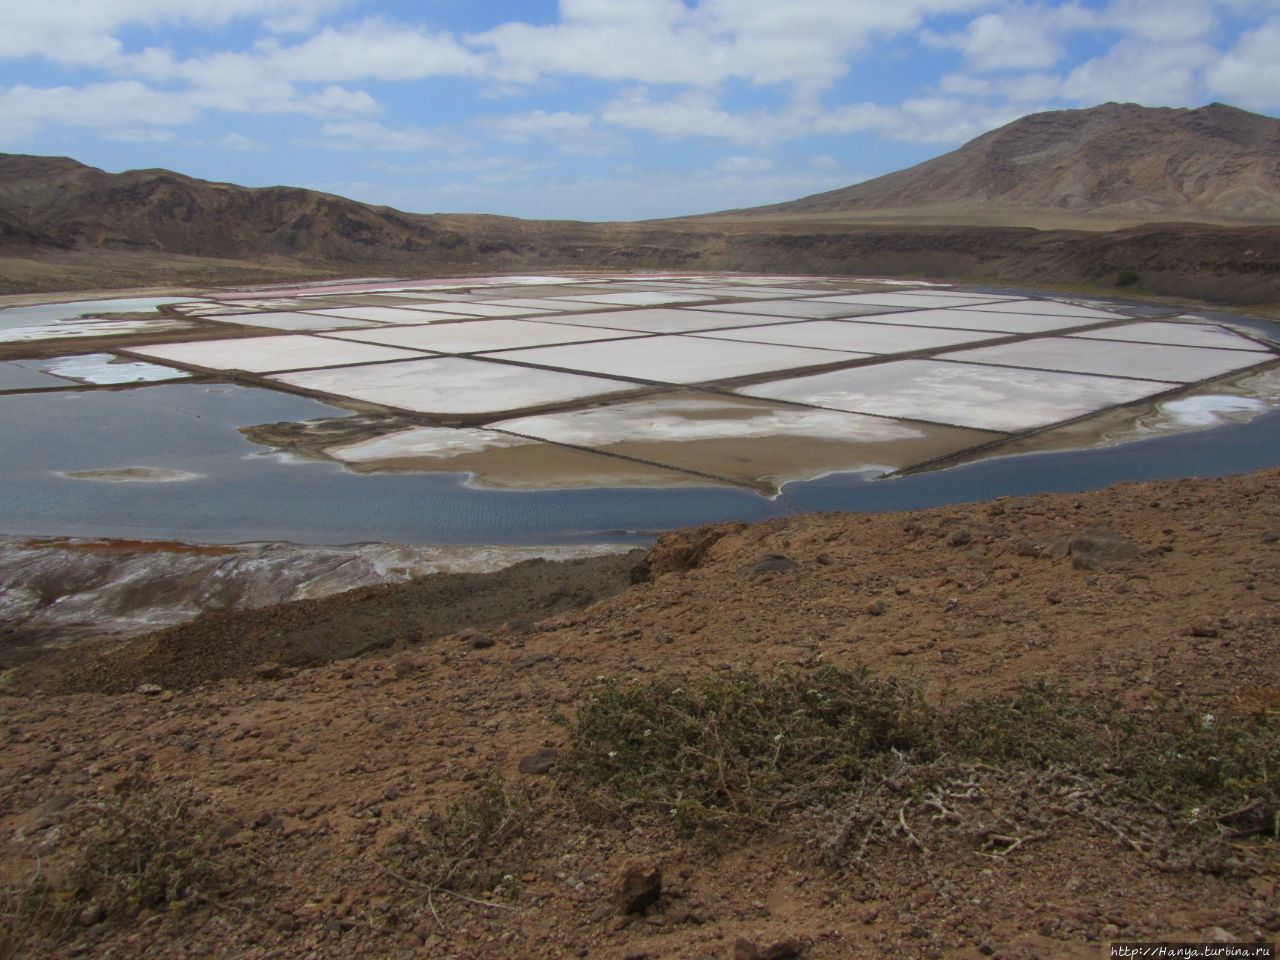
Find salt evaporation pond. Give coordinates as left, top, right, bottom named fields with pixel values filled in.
left=1, top=379, right=1279, bottom=546
left=0, top=297, right=193, bottom=332
left=1, top=276, right=1277, bottom=546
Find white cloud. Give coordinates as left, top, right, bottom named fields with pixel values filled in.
left=1063, top=40, right=1219, bottom=106
left=481, top=110, right=595, bottom=142
left=220, top=132, right=267, bottom=151
left=714, top=156, right=773, bottom=173
left=479, top=110, right=621, bottom=157
left=472, top=0, right=991, bottom=91
left=306, top=119, right=469, bottom=153
left=103, top=129, right=178, bottom=143
left=1102, top=0, right=1218, bottom=43
left=0, top=1, right=351, bottom=66
left=949, top=12, right=1065, bottom=71
left=0, top=82, right=200, bottom=143
left=1205, top=18, right=1280, bottom=111
left=601, top=87, right=1018, bottom=146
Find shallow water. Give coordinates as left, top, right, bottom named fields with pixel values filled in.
left=1, top=380, right=1279, bottom=546
left=0, top=297, right=195, bottom=332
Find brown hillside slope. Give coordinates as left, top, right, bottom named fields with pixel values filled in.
left=732, top=102, right=1280, bottom=225
left=0, top=154, right=524, bottom=263
left=2, top=470, right=1278, bottom=958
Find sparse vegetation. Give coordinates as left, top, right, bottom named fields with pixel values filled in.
left=1116, top=267, right=1141, bottom=286
left=384, top=779, right=534, bottom=910
left=70, top=782, right=250, bottom=921
left=0, top=870, right=72, bottom=960
left=2, top=783, right=248, bottom=958
left=562, top=669, right=1280, bottom=859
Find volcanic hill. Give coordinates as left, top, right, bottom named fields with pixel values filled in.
left=2, top=102, right=1279, bottom=305
left=729, top=102, right=1280, bottom=227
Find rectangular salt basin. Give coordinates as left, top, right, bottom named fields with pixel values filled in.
left=0, top=316, right=193, bottom=344
left=271, top=356, right=638, bottom=415
left=326, top=319, right=642, bottom=353
left=947, top=337, right=1268, bottom=383
left=0, top=297, right=197, bottom=331
left=809, top=292, right=1016, bottom=309
left=696, top=320, right=997, bottom=355
left=692, top=300, right=908, bottom=320
left=641, top=286, right=832, bottom=300
left=955, top=300, right=1124, bottom=320
left=496, top=335, right=870, bottom=384
left=537, top=308, right=815, bottom=334
left=545, top=292, right=716, bottom=307
left=469, top=299, right=593, bottom=313
left=20, top=353, right=190, bottom=385
left=208, top=311, right=382, bottom=332
left=851, top=308, right=1110, bottom=335
left=1068, top=320, right=1272, bottom=352
left=365, top=292, right=492, bottom=302
left=401, top=302, right=562, bottom=318
left=130, top=334, right=429, bottom=373
left=739, top=359, right=1168, bottom=432
left=302, top=306, right=472, bottom=324
left=493, top=392, right=999, bottom=488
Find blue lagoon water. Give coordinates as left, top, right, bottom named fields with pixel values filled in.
left=2, top=378, right=1278, bottom=546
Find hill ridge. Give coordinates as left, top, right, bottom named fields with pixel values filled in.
left=727, top=101, right=1280, bottom=223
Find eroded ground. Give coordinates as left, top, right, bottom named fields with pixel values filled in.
left=1, top=469, right=1277, bottom=959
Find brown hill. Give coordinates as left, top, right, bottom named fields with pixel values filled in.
left=731, top=102, right=1280, bottom=226
left=3, top=105, right=1280, bottom=308
left=0, top=153, right=525, bottom=262
left=4, top=469, right=1279, bottom=958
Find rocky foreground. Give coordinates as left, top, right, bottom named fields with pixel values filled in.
left=2, top=469, right=1279, bottom=959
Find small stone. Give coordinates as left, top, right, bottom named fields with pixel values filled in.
left=741, top=554, right=800, bottom=578
left=513, top=653, right=555, bottom=671
left=78, top=903, right=105, bottom=927
left=947, top=530, right=972, bottom=547
left=254, top=662, right=294, bottom=681
left=134, top=683, right=163, bottom=696
left=864, top=600, right=886, bottom=617
left=518, top=748, right=558, bottom=775
left=758, top=938, right=806, bottom=959
left=467, top=633, right=495, bottom=650
left=616, top=862, right=661, bottom=914
left=1201, top=927, right=1234, bottom=943
left=1261, top=530, right=1280, bottom=544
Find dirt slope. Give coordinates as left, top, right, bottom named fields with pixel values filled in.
left=734, top=103, right=1280, bottom=225
left=2, top=469, right=1278, bottom=959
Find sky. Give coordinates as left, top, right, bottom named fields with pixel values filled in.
left=1, top=1, right=1277, bottom=222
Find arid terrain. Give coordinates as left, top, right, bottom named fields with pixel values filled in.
left=3, top=99, right=1279, bottom=959
left=2, top=103, right=1279, bottom=309
left=3, top=468, right=1278, bottom=959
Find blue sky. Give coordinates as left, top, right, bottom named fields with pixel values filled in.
left=2, top=1, right=1277, bottom=221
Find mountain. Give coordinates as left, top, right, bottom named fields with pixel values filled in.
left=730, top=102, right=1280, bottom=226
left=0, top=153, right=522, bottom=260
left=2, top=104, right=1279, bottom=306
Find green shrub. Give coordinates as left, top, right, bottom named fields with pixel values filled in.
left=562, top=668, right=1280, bottom=846
left=71, top=783, right=248, bottom=920
left=385, top=780, right=532, bottom=899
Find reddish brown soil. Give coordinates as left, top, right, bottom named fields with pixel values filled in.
left=3, top=470, right=1279, bottom=959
